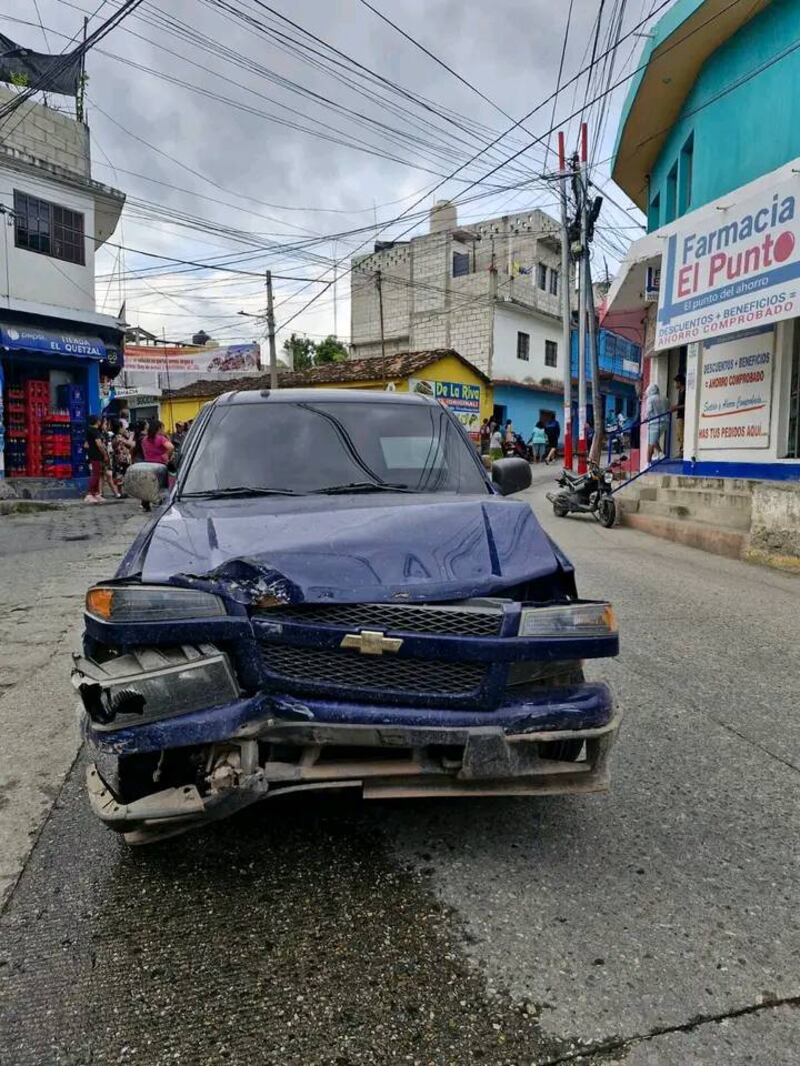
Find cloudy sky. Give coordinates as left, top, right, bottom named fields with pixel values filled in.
left=2, top=0, right=653, bottom=351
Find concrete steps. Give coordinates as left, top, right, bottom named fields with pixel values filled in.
left=622, top=511, right=750, bottom=560
left=616, top=474, right=755, bottom=559
left=636, top=496, right=752, bottom=531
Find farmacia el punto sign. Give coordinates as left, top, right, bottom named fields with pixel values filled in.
left=655, top=173, right=800, bottom=350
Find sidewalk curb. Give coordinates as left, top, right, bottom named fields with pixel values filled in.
left=0, top=499, right=65, bottom=516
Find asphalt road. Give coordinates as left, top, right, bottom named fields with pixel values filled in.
left=1, top=478, right=798, bottom=1065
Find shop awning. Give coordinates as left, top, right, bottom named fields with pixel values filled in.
left=0, top=322, right=107, bottom=360
left=604, top=232, right=663, bottom=316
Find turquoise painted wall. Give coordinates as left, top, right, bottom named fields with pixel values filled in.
left=614, top=0, right=707, bottom=164
left=646, top=0, right=800, bottom=231
left=493, top=385, right=563, bottom=441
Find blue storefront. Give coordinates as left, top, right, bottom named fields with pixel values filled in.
left=493, top=328, right=642, bottom=448
left=0, top=314, right=123, bottom=492
left=492, top=380, right=564, bottom=440
left=570, top=327, right=642, bottom=431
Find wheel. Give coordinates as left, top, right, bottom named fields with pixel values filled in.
left=539, top=668, right=586, bottom=762
left=597, top=496, right=616, bottom=528
left=553, top=499, right=570, bottom=518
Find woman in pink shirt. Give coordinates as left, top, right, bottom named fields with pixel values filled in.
left=138, top=421, right=175, bottom=511
left=141, top=420, right=175, bottom=466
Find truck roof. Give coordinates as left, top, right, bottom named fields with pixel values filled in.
left=216, top=387, right=440, bottom=406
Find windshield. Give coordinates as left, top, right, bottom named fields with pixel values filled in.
left=180, top=399, right=490, bottom=496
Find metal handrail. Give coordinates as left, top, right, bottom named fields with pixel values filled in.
left=605, top=409, right=675, bottom=494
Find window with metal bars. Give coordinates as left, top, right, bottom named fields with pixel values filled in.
left=545, top=340, right=558, bottom=368
left=13, top=190, right=85, bottom=265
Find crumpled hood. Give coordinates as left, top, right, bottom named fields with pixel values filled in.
left=132, top=494, right=568, bottom=604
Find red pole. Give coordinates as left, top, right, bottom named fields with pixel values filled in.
left=558, top=130, right=566, bottom=173
left=577, top=124, right=589, bottom=474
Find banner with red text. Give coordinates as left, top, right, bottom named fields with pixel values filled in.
left=124, top=343, right=260, bottom=376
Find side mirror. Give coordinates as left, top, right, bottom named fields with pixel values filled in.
left=491, top=457, right=532, bottom=496
left=124, top=462, right=168, bottom=503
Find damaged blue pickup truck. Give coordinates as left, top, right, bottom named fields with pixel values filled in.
left=73, top=389, right=620, bottom=843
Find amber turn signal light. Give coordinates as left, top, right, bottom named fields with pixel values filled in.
left=86, top=587, right=114, bottom=620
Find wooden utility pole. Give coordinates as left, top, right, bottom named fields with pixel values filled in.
left=332, top=240, right=338, bottom=339
left=558, top=131, right=573, bottom=471
left=76, top=18, right=88, bottom=122
left=376, top=269, right=386, bottom=359
left=266, top=269, right=278, bottom=389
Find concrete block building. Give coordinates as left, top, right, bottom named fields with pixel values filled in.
left=0, top=85, right=125, bottom=490
left=350, top=203, right=567, bottom=435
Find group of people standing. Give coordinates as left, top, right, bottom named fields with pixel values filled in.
left=529, top=416, right=561, bottom=464
left=480, top=415, right=561, bottom=464
left=84, top=410, right=182, bottom=504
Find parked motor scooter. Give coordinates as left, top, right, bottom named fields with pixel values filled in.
left=503, top=432, right=533, bottom=462
left=546, top=460, right=618, bottom=528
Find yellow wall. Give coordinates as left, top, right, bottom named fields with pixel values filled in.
left=318, top=357, right=493, bottom=422
left=161, top=397, right=210, bottom=432
left=161, top=357, right=493, bottom=432
left=399, top=353, right=494, bottom=421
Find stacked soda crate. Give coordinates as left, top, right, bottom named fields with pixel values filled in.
left=24, top=380, right=49, bottom=477
left=4, top=386, right=27, bottom=477
left=42, top=412, right=72, bottom=479
left=56, top=384, right=88, bottom=478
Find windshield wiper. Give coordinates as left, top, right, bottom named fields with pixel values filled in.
left=312, top=481, right=415, bottom=495
left=182, top=486, right=303, bottom=498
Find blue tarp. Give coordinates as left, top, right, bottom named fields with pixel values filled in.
left=0, top=323, right=106, bottom=360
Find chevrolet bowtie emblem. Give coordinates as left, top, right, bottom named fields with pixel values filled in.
left=340, top=630, right=404, bottom=656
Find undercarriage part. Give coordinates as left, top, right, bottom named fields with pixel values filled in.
left=86, top=713, right=620, bottom=844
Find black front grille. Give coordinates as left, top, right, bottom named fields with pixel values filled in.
left=260, top=643, right=487, bottom=701
left=256, top=601, right=504, bottom=637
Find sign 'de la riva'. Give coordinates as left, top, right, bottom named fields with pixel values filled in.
left=655, top=171, right=800, bottom=350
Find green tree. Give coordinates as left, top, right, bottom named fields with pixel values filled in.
left=314, top=335, right=348, bottom=365
left=282, top=332, right=315, bottom=371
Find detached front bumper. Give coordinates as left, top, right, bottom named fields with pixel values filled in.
left=81, top=683, right=620, bottom=844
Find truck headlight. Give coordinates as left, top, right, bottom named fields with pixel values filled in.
left=518, top=602, right=616, bottom=638
left=72, top=644, right=239, bottom=729
left=86, top=585, right=226, bottom=622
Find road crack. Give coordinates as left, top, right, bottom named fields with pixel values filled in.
left=618, top=647, right=800, bottom=776
left=538, top=994, right=800, bottom=1064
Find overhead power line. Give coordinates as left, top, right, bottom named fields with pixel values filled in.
left=273, top=0, right=678, bottom=332
left=274, top=0, right=758, bottom=333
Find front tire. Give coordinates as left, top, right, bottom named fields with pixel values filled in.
left=597, top=496, right=616, bottom=528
